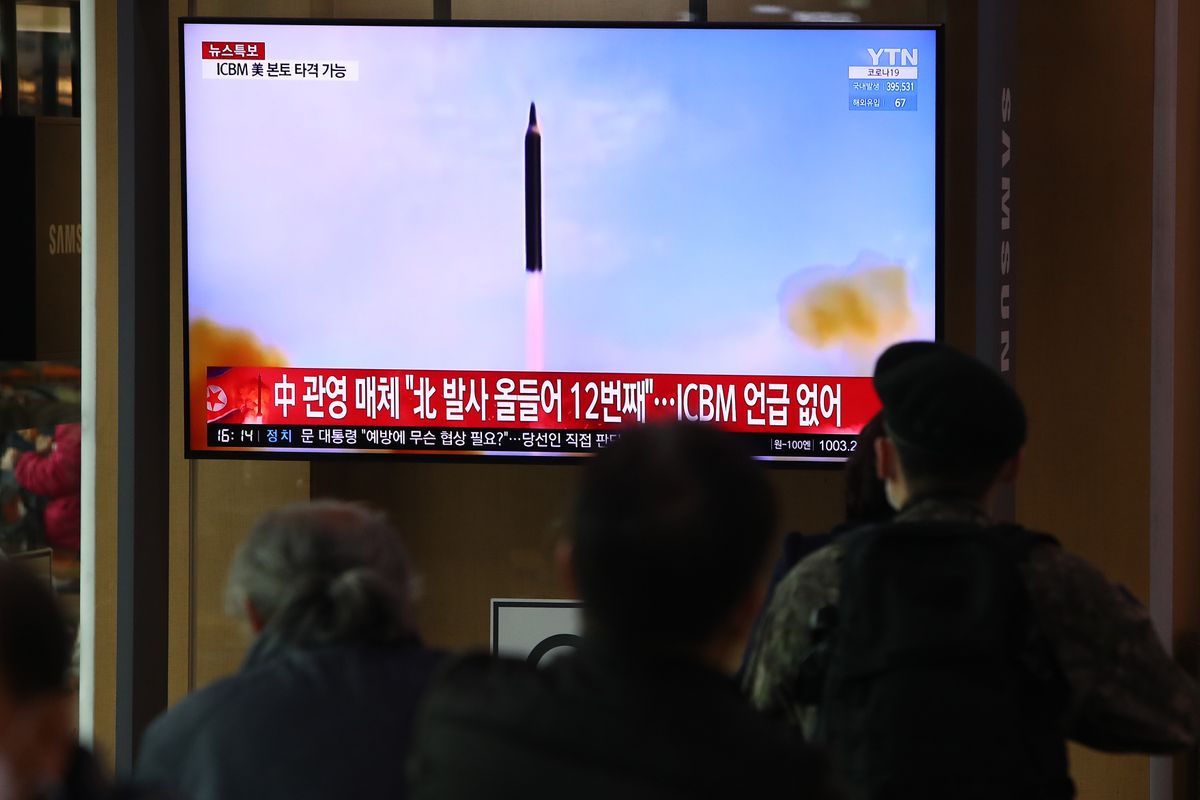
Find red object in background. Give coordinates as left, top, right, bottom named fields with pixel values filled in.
left=201, top=41, right=266, bottom=59
left=14, top=423, right=81, bottom=553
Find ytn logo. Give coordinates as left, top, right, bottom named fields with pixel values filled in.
left=868, top=48, right=918, bottom=66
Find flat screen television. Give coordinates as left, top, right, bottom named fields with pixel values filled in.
left=181, top=19, right=940, bottom=462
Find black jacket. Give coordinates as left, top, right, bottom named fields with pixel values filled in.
left=48, top=747, right=167, bottom=800
left=408, top=642, right=839, bottom=799
left=136, top=636, right=441, bottom=800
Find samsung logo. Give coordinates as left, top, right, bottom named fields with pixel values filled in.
left=998, top=87, right=1012, bottom=373
left=48, top=223, right=82, bottom=256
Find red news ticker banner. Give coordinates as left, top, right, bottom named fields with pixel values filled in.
left=202, top=41, right=266, bottom=59
left=204, top=367, right=880, bottom=436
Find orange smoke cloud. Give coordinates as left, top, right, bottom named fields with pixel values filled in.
left=189, top=318, right=288, bottom=449
left=780, top=258, right=915, bottom=351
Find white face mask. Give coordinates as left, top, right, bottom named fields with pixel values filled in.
left=884, top=479, right=906, bottom=511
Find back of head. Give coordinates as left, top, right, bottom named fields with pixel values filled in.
left=0, top=561, right=72, bottom=701
left=0, top=563, right=75, bottom=799
left=873, top=341, right=1027, bottom=499
left=570, top=422, right=776, bottom=651
left=227, top=501, right=417, bottom=648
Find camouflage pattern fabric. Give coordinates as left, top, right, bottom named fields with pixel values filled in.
left=743, top=496, right=1200, bottom=751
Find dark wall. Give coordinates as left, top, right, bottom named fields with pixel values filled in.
left=0, top=117, right=82, bottom=361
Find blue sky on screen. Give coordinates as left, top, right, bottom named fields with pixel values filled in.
left=184, top=24, right=937, bottom=376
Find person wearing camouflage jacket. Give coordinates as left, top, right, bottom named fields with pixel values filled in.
left=744, top=494, right=1200, bottom=751
left=744, top=341, right=1200, bottom=799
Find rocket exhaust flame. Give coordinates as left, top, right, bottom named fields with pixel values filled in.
left=525, top=101, right=544, bottom=370
left=526, top=271, right=544, bottom=371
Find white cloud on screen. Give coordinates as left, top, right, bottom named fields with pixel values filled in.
left=186, top=27, right=675, bottom=369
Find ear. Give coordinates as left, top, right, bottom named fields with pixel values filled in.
left=997, top=448, right=1022, bottom=483
left=554, top=539, right=579, bottom=599
left=874, top=435, right=898, bottom=481
left=244, top=599, right=266, bottom=634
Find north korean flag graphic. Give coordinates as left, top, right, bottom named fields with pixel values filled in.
left=206, top=384, right=228, bottom=412
left=206, top=367, right=265, bottom=424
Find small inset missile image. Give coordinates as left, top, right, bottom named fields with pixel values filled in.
left=525, top=102, right=544, bottom=370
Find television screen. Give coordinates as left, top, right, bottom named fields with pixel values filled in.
left=181, top=20, right=939, bottom=462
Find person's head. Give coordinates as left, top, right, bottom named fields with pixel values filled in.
left=561, top=422, right=777, bottom=673
left=0, top=562, right=75, bottom=799
left=844, top=412, right=892, bottom=525
left=872, top=341, right=1026, bottom=509
left=226, top=501, right=419, bottom=648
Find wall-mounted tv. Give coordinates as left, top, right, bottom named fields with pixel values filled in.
left=181, top=19, right=940, bottom=462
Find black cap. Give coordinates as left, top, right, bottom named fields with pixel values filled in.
left=873, top=341, right=1026, bottom=466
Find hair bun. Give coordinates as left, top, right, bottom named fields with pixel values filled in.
left=324, top=567, right=398, bottom=642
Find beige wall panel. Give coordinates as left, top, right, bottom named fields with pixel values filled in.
left=91, top=0, right=120, bottom=768
left=190, top=461, right=311, bottom=686
left=1017, top=1, right=1155, bottom=796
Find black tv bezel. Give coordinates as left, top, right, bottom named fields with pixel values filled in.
left=179, top=17, right=945, bottom=467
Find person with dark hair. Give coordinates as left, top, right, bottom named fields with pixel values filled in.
left=136, top=501, right=440, bottom=800
left=0, top=560, right=75, bottom=799
left=738, top=413, right=891, bottom=679
left=408, top=422, right=838, bottom=800
left=774, top=412, right=892, bottom=576
left=744, top=342, right=1200, bottom=799
left=840, top=413, right=892, bottom=526
left=0, top=560, right=150, bottom=799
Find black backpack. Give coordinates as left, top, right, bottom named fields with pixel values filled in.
left=809, top=522, right=1074, bottom=800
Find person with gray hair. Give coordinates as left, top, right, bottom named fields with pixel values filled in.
left=135, top=501, right=441, bottom=800
left=225, top=500, right=419, bottom=649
